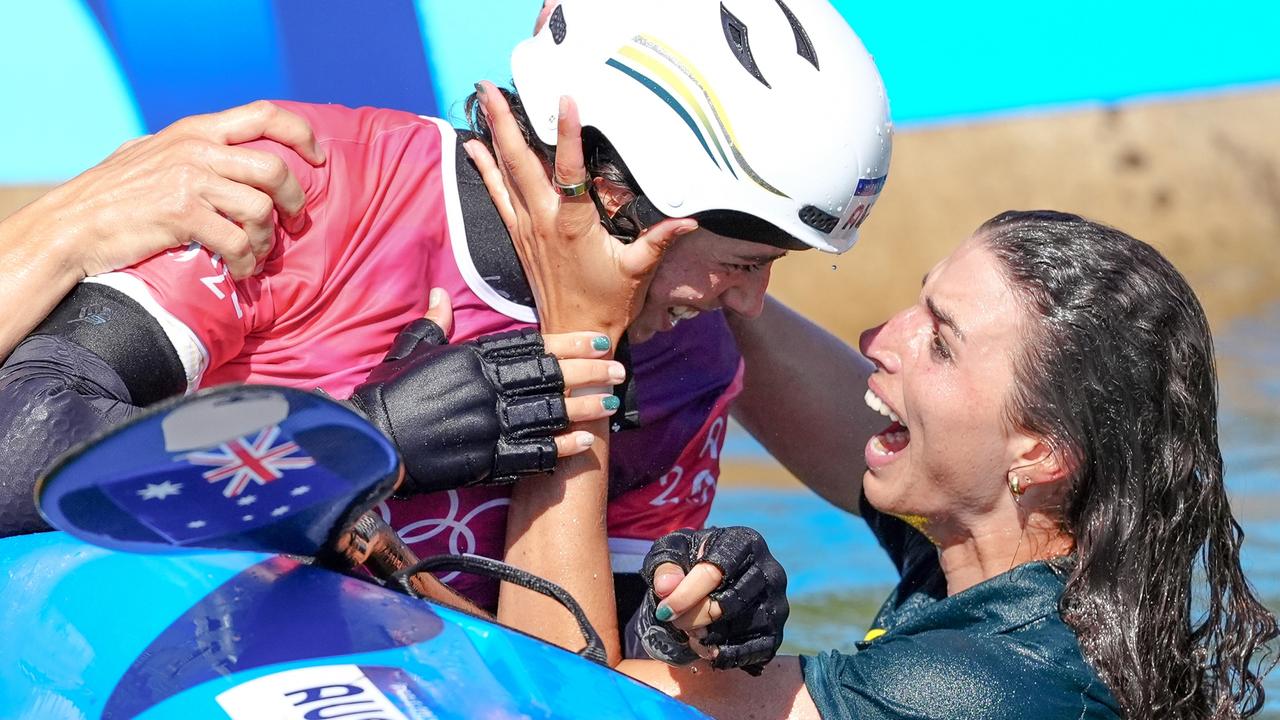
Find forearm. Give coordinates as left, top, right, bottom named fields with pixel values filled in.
left=728, top=295, right=880, bottom=513
left=617, top=656, right=818, bottom=720
left=0, top=191, right=86, bottom=361
left=498, top=417, right=620, bottom=664
left=0, top=336, right=143, bottom=536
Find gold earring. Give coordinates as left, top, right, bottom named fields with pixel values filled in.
left=1009, top=473, right=1026, bottom=498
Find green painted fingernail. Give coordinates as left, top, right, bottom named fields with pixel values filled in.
left=655, top=604, right=674, bottom=621
left=602, top=395, right=621, bottom=411
left=592, top=335, right=611, bottom=352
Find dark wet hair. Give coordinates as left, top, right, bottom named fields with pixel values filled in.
left=980, top=210, right=1277, bottom=719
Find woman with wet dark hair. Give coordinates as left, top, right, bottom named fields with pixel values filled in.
left=974, top=211, right=1277, bottom=718
left=614, top=210, right=1278, bottom=719
left=471, top=101, right=1278, bottom=718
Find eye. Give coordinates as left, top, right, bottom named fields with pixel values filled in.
left=726, top=261, right=767, bottom=274
left=930, top=328, right=953, bottom=362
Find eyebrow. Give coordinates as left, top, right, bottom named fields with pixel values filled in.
left=926, top=297, right=965, bottom=342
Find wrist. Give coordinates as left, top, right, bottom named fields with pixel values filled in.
left=4, top=194, right=85, bottom=288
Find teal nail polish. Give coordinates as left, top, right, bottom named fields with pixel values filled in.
left=655, top=605, right=674, bottom=622
left=591, top=335, right=611, bottom=352
left=473, top=82, right=485, bottom=95
left=602, top=395, right=621, bottom=411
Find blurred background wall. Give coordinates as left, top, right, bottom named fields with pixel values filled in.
left=2, top=0, right=1278, bottom=332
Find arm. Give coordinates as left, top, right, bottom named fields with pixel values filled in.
left=0, top=284, right=186, bottom=535
left=619, top=656, right=819, bottom=720
left=728, top=296, right=881, bottom=513
left=468, top=83, right=695, bottom=662
left=0, top=100, right=323, bottom=361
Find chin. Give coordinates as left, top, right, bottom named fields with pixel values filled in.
left=629, top=325, right=658, bottom=343
left=861, top=468, right=908, bottom=514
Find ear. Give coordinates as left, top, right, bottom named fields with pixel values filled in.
left=592, top=176, right=635, bottom=218
left=1009, top=435, right=1074, bottom=491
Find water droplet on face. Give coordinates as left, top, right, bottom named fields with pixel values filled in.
left=831, top=264, right=838, bottom=271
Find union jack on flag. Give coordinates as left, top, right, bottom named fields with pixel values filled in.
left=186, top=425, right=316, bottom=498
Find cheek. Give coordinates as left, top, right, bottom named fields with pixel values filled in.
left=911, top=374, right=1010, bottom=499
left=649, top=260, right=717, bottom=301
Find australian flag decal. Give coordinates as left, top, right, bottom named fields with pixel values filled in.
left=103, top=424, right=344, bottom=545
left=187, top=425, right=316, bottom=498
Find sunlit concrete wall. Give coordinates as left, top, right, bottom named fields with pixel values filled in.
left=767, top=86, right=1280, bottom=336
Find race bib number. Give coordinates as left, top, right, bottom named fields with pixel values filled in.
left=606, top=361, right=745, bottom=541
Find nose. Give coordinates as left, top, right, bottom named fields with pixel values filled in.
left=720, top=267, right=771, bottom=319
left=859, top=312, right=906, bottom=374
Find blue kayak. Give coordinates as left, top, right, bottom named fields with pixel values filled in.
left=0, top=532, right=707, bottom=720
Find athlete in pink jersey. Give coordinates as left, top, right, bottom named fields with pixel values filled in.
left=25, top=101, right=742, bottom=610
left=0, top=0, right=894, bottom=630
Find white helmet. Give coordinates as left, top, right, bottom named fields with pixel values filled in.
left=512, top=0, right=892, bottom=253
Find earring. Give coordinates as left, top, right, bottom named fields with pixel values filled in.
left=1008, top=473, right=1026, bottom=498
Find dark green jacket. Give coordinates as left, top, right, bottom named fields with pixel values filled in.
left=801, top=497, right=1120, bottom=720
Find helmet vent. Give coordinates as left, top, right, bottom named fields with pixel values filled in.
left=720, top=3, right=771, bottom=88
left=774, top=0, right=819, bottom=70
left=798, top=205, right=839, bottom=234
left=549, top=4, right=567, bottom=44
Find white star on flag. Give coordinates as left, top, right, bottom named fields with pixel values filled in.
left=137, top=480, right=183, bottom=500
left=290, top=485, right=311, bottom=497
left=271, top=505, right=291, bottom=517
left=237, top=495, right=258, bottom=506
left=186, top=520, right=207, bottom=529
left=185, top=425, right=315, bottom=498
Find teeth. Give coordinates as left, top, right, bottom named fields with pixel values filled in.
left=863, top=388, right=904, bottom=427
left=668, top=306, right=701, bottom=327
left=869, top=431, right=909, bottom=456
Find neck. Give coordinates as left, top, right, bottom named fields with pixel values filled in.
left=934, top=509, right=1071, bottom=596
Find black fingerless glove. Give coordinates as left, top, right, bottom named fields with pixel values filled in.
left=638, top=526, right=789, bottom=676
left=347, top=320, right=569, bottom=495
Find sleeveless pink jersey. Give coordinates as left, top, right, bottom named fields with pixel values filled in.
left=89, top=102, right=739, bottom=608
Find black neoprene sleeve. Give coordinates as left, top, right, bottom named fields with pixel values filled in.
left=0, top=283, right=186, bottom=537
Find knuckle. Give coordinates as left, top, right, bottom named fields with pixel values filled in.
left=175, top=137, right=212, bottom=163
left=247, top=99, right=279, bottom=121
left=261, top=155, right=290, bottom=187
left=227, top=228, right=252, bottom=257
left=248, top=193, right=275, bottom=222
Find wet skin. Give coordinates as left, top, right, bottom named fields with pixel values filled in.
left=857, top=237, right=1041, bottom=544
left=628, top=229, right=788, bottom=343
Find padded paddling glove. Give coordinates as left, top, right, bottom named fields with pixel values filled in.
left=347, top=320, right=569, bottom=495
left=638, top=526, right=790, bottom=676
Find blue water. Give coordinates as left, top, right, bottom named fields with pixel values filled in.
left=709, top=301, right=1280, bottom=708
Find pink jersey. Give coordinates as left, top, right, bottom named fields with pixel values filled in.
left=89, top=102, right=739, bottom=608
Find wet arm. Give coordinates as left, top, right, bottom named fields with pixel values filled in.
left=0, top=100, right=321, bottom=361
left=728, top=295, right=881, bottom=514
left=499, top=416, right=621, bottom=663
left=618, top=656, right=819, bottom=720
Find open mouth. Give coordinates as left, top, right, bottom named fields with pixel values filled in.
left=666, top=305, right=701, bottom=329
left=864, top=388, right=910, bottom=459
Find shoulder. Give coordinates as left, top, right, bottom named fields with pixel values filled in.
left=803, top=629, right=1118, bottom=720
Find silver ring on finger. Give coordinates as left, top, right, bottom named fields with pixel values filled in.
left=553, top=179, right=590, bottom=197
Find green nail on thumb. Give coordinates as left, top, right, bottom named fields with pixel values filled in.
left=655, top=604, right=674, bottom=622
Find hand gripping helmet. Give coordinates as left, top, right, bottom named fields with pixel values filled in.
left=512, top=0, right=892, bottom=253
